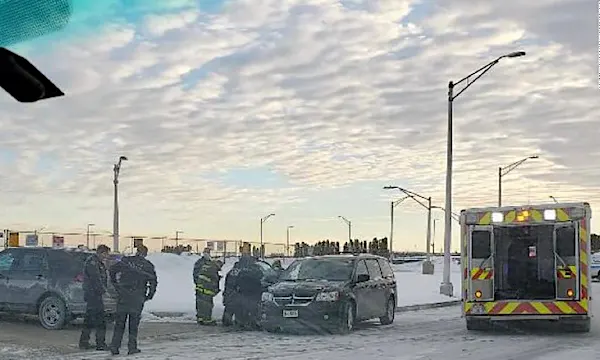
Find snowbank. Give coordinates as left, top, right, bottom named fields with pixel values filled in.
left=143, top=254, right=461, bottom=321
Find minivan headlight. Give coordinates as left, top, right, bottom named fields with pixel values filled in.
left=315, top=291, right=339, bottom=302
left=261, top=292, right=274, bottom=302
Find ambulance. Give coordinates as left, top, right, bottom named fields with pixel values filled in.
left=461, top=202, right=592, bottom=332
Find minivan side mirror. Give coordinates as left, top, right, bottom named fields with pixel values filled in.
left=356, top=274, right=370, bottom=283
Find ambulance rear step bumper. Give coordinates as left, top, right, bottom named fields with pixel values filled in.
left=470, top=314, right=589, bottom=321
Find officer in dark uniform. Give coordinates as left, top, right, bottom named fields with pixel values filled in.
left=193, top=248, right=221, bottom=325
left=222, top=261, right=241, bottom=326
left=234, top=255, right=264, bottom=329
left=79, top=244, right=110, bottom=350
left=109, top=245, right=157, bottom=356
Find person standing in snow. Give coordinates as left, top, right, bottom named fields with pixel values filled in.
left=234, top=255, right=264, bottom=330
left=222, top=260, right=242, bottom=326
left=109, top=245, right=157, bottom=356
left=79, top=245, right=110, bottom=351
left=193, top=247, right=221, bottom=325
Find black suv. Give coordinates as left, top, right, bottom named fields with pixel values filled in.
left=259, top=254, right=396, bottom=333
left=0, top=247, right=116, bottom=329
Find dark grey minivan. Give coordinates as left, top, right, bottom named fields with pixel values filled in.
left=0, top=247, right=116, bottom=329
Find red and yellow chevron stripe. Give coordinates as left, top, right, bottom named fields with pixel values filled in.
left=464, top=300, right=588, bottom=315
left=580, top=217, right=589, bottom=299
left=470, top=267, right=493, bottom=280
left=556, top=265, right=576, bottom=279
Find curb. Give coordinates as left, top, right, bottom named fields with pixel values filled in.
left=395, top=300, right=461, bottom=313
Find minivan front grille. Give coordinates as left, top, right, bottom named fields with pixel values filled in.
left=274, top=294, right=314, bottom=307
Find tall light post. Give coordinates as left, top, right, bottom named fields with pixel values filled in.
left=498, top=155, right=538, bottom=206
left=260, top=213, right=275, bottom=259
left=338, top=216, right=352, bottom=242
left=389, top=196, right=409, bottom=259
left=112, top=155, right=128, bottom=253
left=86, top=223, right=95, bottom=249
left=384, top=186, right=434, bottom=275
left=175, top=230, right=183, bottom=248
left=442, top=50, right=526, bottom=296
left=286, top=225, right=294, bottom=257
left=432, top=219, right=438, bottom=254
left=549, top=195, right=559, bottom=203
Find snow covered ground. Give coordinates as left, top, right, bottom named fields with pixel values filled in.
left=142, top=254, right=461, bottom=321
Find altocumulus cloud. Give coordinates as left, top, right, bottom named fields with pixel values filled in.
left=0, top=0, right=598, bottom=237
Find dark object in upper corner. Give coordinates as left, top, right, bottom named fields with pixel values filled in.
left=0, top=47, right=64, bottom=102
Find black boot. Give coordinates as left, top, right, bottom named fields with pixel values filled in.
left=96, top=343, right=109, bottom=351
left=110, top=347, right=120, bottom=355
left=78, top=342, right=94, bottom=350
left=128, top=348, right=141, bottom=355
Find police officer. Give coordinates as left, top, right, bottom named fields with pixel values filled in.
left=79, top=245, right=110, bottom=350
left=193, top=248, right=221, bottom=325
left=234, top=255, right=264, bottom=330
left=109, top=245, right=157, bottom=356
left=222, top=260, right=241, bottom=326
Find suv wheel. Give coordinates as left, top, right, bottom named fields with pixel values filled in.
left=338, top=302, right=355, bottom=334
left=379, top=297, right=395, bottom=325
left=38, top=296, right=67, bottom=330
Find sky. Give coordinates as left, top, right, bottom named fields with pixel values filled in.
left=0, top=0, right=597, bottom=252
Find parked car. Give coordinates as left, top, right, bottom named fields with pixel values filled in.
left=259, top=254, right=397, bottom=334
left=0, top=247, right=116, bottom=329
left=591, top=254, right=600, bottom=280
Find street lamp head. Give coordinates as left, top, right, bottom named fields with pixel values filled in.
left=269, top=213, right=275, bottom=217
left=506, top=51, right=526, bottom=58
left=119, top=156, right=128, bottom=161
left=288, top=225, right=294, bottom=229
left=88, top=223, right=95, bottom=226
left=383, top=186, right=397, bottom=190
left=529, top=155, right=539, bottom=159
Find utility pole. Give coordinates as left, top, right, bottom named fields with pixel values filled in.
left=286, top=225, right=294, bottom=257
left=86, top=223, right=95, bottom=249
left=175, top=231, right=183, bottom=247
left=498, top=155, right=538, bottom=206
left=390, top=197, right=408, bottom=259
left=112, top=155, right=128, bottom=252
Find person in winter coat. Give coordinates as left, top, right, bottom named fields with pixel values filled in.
left=222, top=260, right=241, bottom=326
left=234, top=255, right=264, bottom=330
left=109, top=245, right=157, bottom=356
left=79, top=245, right=111, bottom=350
left=193, top=248, right=221, bottom=325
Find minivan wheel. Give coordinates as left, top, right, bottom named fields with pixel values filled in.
left=338, top=302, right=355, bottom=334
left=38, top=296, right=67, bottom=330
left=380, top=297, right=395, bottom=325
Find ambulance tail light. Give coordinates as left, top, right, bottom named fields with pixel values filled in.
left=491, top=212, right=503, bottom=222
left=543, top=209, right=556, bottom=221
left=475, top=290, right=482, bottom=299
left=567, top=289, right=574, bottom=297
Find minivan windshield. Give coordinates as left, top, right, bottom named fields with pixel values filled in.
left=280, top=258, right=354, bottom=282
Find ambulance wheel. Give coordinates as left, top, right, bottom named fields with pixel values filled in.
left=466, top=318, right=490, bottom=331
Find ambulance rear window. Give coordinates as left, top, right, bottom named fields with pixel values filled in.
left=471, top=231, right=491, bottom=258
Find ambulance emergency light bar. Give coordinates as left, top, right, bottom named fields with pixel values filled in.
left=464, top=206, right=586, bottom=225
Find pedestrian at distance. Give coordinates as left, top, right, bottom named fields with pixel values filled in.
left=79, top=244, right=111, bottom=351
left=109, top=245, right=157, bottom=356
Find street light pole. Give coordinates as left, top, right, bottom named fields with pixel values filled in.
left=384, top=186, right=434, bottom=274
left=112, top=155, right=128, bottom=253
left=498, top=155, right=539, bottom=206
left=441, top=50, right=526, bottom=297
left=390, top=197, right=409, bottom=259
left=86, top=223, right=95, bottom=249
left=338, top=216, right=352, bottom=242
left=260, top=213, right=275, bottom=259
left=175, top=231, right=183, bottom=247
left=286, top=225, right=294, bottom=257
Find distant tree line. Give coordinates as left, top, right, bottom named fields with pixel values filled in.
left=293, top=238, right=390, bottom=258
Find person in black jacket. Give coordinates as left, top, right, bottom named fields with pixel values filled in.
left=108, top=245, right=157, bottom=356
left=193, top=248, right=221, bottom=325
left=79, top=244, right=110, bottom=350
left=234, top=255, right=264, bottom=330
left=222, top=261, right=240, bottom=326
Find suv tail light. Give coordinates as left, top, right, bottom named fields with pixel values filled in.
left=74, top=273, right=84, bottom=282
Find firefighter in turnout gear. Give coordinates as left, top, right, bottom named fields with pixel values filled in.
left=79, top=245, right=110, bottom=351
left=193, top=248, right=221, bottom=325
left=234, top=255, right=264, bottom=329
left=109, top=245, right=157, bottom=356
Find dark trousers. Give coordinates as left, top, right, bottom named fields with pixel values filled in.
left=79, top=301, right=106, bottom=346
left=195, top=293, right=214, bottom=321
left=110, top=303, right=143, bottom=352
left=234, top=294, right=260, bottom=328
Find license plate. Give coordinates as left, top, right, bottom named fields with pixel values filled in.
left=283, top=309, right=298, bottom=318
left=471, top=304, right=486, bottom=314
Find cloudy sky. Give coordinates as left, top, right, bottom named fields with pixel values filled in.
left=0, top=0, right=597, bottom=251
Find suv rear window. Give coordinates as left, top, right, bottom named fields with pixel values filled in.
left=47, top=250, right=88, bottom=275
